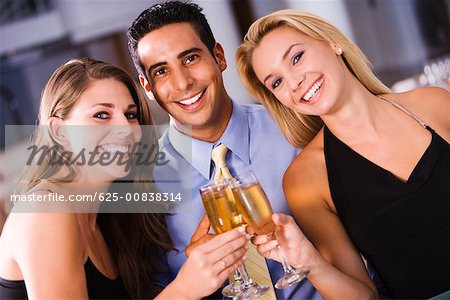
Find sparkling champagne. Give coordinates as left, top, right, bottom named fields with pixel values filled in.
left=233, top=182, right=276, bottom=234
left=201, top=185, right=243, bottom=234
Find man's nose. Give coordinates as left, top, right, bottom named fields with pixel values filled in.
left=172, top=67, right=194, bottom=91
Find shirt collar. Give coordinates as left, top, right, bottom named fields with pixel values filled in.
left=217, top=101, right=250, bottom=166
left=168, top=101, right=250, bottom=179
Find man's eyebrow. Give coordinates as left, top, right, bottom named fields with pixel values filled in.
left=177, top=47, right=202, bottom=59
left=148, top=62, right=166, bottom=77
left=146, top=47, right=203, bottom=77
left=263, top=43, right=302, bottom=85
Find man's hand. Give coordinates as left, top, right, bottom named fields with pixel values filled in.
left=185, top=214, right=216, bottom=257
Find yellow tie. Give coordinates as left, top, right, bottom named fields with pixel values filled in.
left=211, top=144, right=276, bottom=299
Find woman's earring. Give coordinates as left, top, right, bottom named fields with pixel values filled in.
left=337, top=47, right=343, bottom=55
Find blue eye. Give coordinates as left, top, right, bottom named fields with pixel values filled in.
left=293, top=52, right=304, bottom=65
left=272, top=78, right=282, bottom=89
left=94, top=112, right=109, bottom=119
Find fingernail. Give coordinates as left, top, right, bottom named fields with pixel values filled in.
left=237, top=225, right=246, bottom=233
left=246, top=233, right=252, bottom=240
left=242, top=255, right=247, bottom=261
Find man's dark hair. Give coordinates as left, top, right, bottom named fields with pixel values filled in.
left=127, top=1, right=217, bottom=79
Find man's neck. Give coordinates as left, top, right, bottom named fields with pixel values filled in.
left=174, top=98, right=233, bottom=143
left=191, top=122, right=230, bottom=142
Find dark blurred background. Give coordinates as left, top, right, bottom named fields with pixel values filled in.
left=1, top=0, right=450, bottom=148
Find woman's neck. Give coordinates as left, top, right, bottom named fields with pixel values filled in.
left=321, top=79, right=388, bottom=144
left=76, top=212, right=99, bottom=232
left=50, top=166, right=112, bottom=214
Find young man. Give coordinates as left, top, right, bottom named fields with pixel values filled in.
left=127, top=2, right=320, bottom=299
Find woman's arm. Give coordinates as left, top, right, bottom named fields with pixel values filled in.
left=12, top=209, right=88, bottom=299
left=253, top=148, right=377, bottom=299
left=156, top=225, right=249, bottom=300
left=286, top=152, right=377, bottom=299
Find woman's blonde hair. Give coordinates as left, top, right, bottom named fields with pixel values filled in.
left=236, top=9, right=391, bottom=148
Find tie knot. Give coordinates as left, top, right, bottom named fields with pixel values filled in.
left=211, top=144, right=228, bottom=169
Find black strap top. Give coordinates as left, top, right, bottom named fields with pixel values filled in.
left=324, top=97, right=450, bottom=298
left=0, top=258, right=130, bottom=299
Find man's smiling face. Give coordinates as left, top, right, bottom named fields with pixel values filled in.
left=137, top=22, right=229, bottom=131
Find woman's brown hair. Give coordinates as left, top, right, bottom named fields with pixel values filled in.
left=21, top=57, right=172, bottom=298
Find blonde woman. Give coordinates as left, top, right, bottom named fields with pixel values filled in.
left=237, top=10, right=450, bottom=299
left=0, top=58, right=248, bottom=299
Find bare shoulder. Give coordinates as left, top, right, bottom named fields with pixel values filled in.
left=285, top=131, right=324, bottom=184
left=13, top=181, right=76, bottom=213
left=383, top=87, right=450, bottom=136
left=6, top=209, right=81, bottom=249
left=283, top=128, right=330, bottom=212
left=4, top=187, right=83, bottom=264
left=2, top=187, right=88, bottom=297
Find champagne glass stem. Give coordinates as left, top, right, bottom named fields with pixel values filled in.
left=274, top=244, right=309, bottom=289
left=279, top=250, right=295, bottom=274
left=281, top=258, right=294, bottom=273
left=233, top=269, right=244, bottom=284
left=222, top=269, right=245, bottom=297
left=237, top=265, right=254, bottom=287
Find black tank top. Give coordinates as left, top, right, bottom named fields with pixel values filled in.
left=324, top=97, right=450, bottom=298
left=0, top=258, right=130, bottom=299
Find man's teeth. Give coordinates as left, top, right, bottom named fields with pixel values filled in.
left=179, top=91, right=203, bottom=105
left=303, top=78, right=324, bottom=101
left=101, top=144, right=129, bottom=153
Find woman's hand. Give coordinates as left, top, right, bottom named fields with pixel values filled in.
left=184, top=215, right=215, bottom=257
left=250, top=213, right=316, bottom=269
left=164, top=225, right=249, bottom=300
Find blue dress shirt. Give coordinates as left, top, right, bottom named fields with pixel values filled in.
left=154, top=101, right=321, bottom=299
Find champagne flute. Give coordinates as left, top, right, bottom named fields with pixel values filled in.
left=200, top=180, right=270, bottom=299
left=230, top=171, right=310, bottom=289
